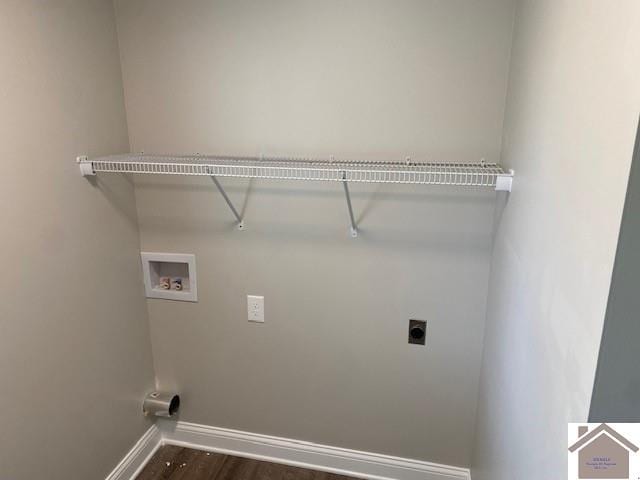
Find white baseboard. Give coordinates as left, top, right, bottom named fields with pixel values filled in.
left=105, top=424, right=162, bottom=480
left=105, top=421, right=470, bottom=480
left=157, top=420, right=471, bottom=480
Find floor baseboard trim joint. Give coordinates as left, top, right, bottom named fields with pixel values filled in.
left=105, top=424, right=162, bottom=480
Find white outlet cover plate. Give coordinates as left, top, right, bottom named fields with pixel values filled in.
left=247, top=295, right=264, bottom=322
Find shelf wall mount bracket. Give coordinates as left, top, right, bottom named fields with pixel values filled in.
left=341, top=171, right=358, bottom=238
left=77, top=156, right=95, bottom=176
left=210, top=176, right=245, bottom=230
left=495, top=169, right=515, bottom=192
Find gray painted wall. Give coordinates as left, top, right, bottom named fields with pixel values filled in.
left=2, top=2, right=637, bottom=476
left=114, top=0, right=515, bottom=467
left=590, top=119, right=640, bottom=422
left=0, top=1, right=155, bottom=479
left=472, top=1, right=640, bottom=479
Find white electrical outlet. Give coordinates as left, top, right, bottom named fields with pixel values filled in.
left=247, top=295, right=264, bottom=323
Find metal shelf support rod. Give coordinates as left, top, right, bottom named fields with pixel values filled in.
left=211, top=176, right=244, bottom=230
left=342, top=172, right=358, bottom=238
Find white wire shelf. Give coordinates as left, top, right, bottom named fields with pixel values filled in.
left=77, top=153, right=513, bottom=238
left=77, top=153, right=513, bottom=191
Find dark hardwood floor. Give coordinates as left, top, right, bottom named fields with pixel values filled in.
left=135, top=445, right=359, bottom=480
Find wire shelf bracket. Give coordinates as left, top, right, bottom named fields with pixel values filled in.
left=210, top=175, right=245, bottom=230
left=77, top=156, right=95, bottom=176
left=495, top=171, right=514, bottom=192
left=77, top=153, right=514, bottom=237
left=341, top=171, right=358, bottom=238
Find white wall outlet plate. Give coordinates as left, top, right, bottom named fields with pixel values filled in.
left=247, top=295, right=264, bottom=323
